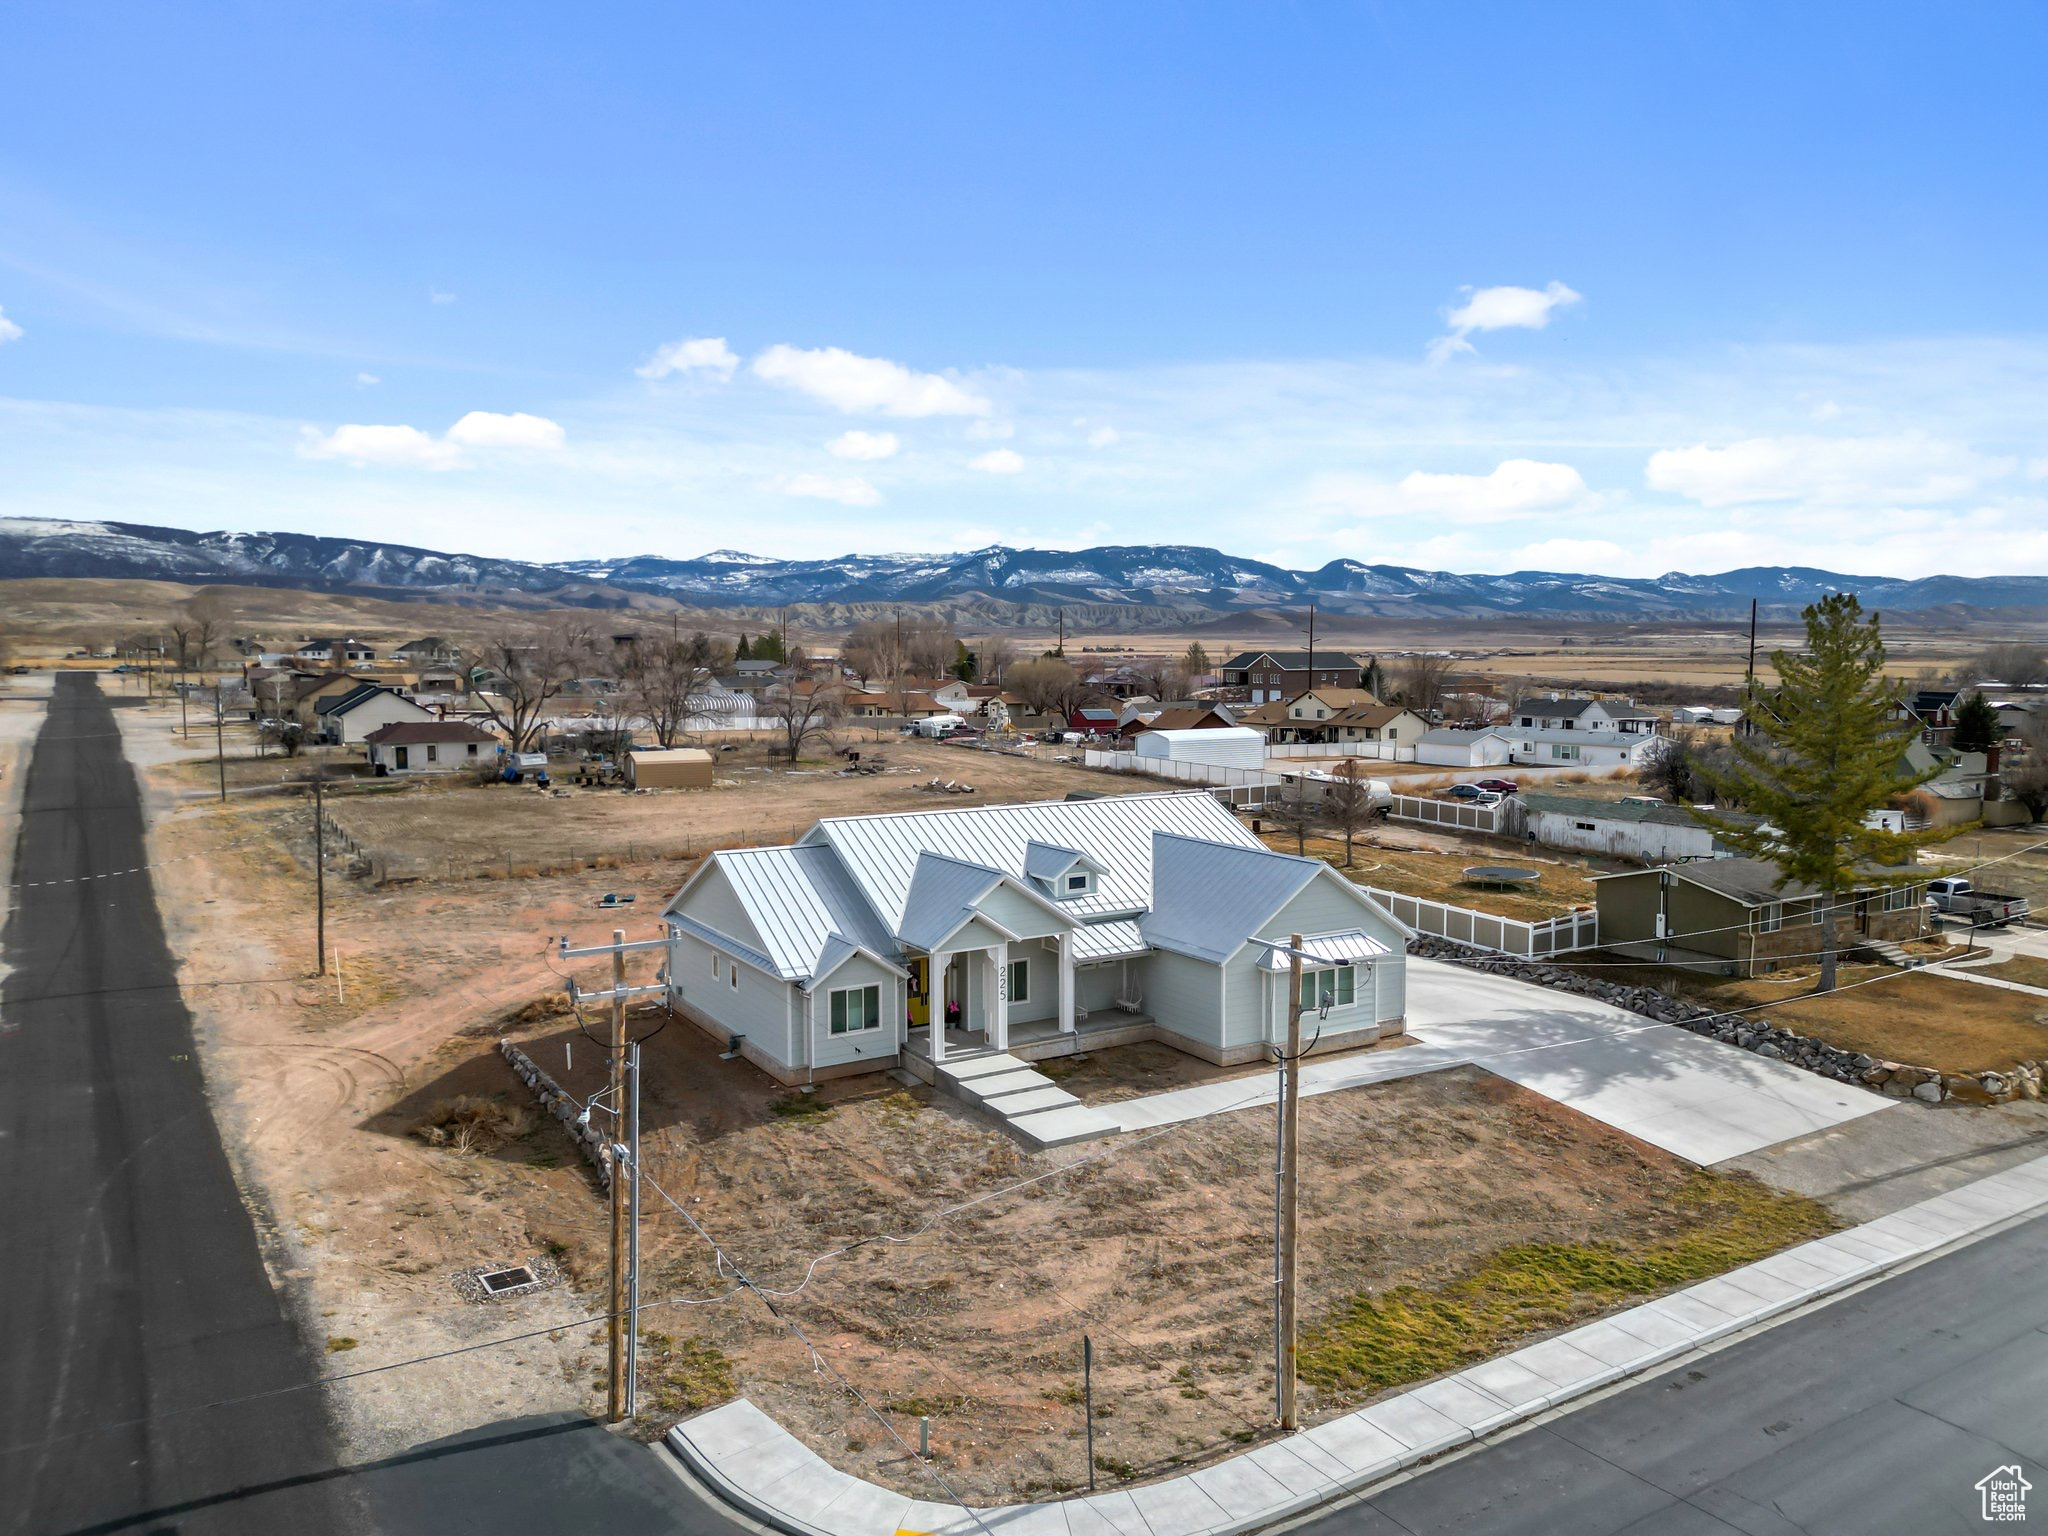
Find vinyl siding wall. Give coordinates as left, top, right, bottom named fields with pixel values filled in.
left=676, top=865, right=771, bottom=954
left=667, top=929, right=798, bottom=1069
left=1140, top=950, right=1225, bottom=1045
left=810, top=952, right=905, bottom=1071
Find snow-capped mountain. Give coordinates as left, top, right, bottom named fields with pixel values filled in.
left=3, top=517, right=2043, bottom=621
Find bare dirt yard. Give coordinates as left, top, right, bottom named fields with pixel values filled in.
left=1261, top=828, right=1601, bottom=922
left=131, top=706, right=1834, bottom=1505
left=1558, top=951, right=2048, bottom=1076
left=314, top=736, right=1161, bottom=881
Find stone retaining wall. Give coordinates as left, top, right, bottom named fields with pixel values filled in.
left=498, top=1037, right=615, bottom=1188
left=1409, top=936, right=2043, bottom=1106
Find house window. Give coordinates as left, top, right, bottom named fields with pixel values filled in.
left=830, top=984, right=881, bottom=1034
left=1759, top=904, right=1783, bottom=933
left=1883, top=887, right=1913, bottom=911
left=467, top=743, right=479, bottom=757
left=1065, top=873, right=1090, bottom=894
left=1551, top=743, right=1580, bottom=761
left=426, top=744, right=439, bottom=763
left=1574, top=821, right=1596, bottom=832
left=1007, top=959, right=1029, bottom=1002
left=1298, top=967, right=1357, bottom=1009
left=730, top=963, right=739, bottom=989
left=711, top=953, right=719, bottom=978
left=1805, top=900, right=1822, bottom=924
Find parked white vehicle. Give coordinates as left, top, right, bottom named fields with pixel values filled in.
left=908, top=713, right=966, bottom=738
left=1925, top=877, right=2030, bottom=928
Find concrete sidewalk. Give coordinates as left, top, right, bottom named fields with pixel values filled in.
left=1107, top=958, right=1891, bottom=1165
left=667, top=1151, right=2048, bottom=1536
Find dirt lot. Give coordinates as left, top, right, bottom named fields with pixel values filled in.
left=131, top=738, right=1839, bottom=1503
left=1261, top=829, right=1601, bottom=922
left=1558, top=951, right=2048, bottom=1075
left=317, top=737, right=1162, bottom=881
left=1925, top=826, right=2048, bottom=912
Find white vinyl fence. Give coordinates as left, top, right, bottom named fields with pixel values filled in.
left=1266, top=741, right=1417, bottom=762
left=1388, top=793, right=1503, bottom=834
left=1364, top=887, right=1599, bottom=958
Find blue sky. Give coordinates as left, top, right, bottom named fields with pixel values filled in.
left=2, top=2, right=2045, bottom=576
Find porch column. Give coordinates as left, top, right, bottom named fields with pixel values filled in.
left=931, top=949, right=948, bottom=1064
left=1057, top=929, right=1076, bottom=1034
left=992, top=943, right=1010, bottom=1053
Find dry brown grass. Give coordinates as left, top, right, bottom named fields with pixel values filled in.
left=1264, top=831, right=1599, bottom=921
left=1557, top=952, right=2048, bottom=1074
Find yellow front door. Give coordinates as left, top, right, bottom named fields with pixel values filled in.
left=906, top=956, right=930, bottom=1025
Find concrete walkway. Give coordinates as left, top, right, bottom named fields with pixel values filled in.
left=667, top=1152, right=2048, bottom=1536
left=1932, top=965, right=2048, bottom=999
left=1108, top=958, right=1891, bottom=1165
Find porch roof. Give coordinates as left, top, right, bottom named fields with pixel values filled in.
left=1255, top=928, right=1397, bottom=970
left=1070, top=919, right=1149, bottom=962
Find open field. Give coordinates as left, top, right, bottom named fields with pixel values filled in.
left=1557, top=951, right=2048, bottom=1075
left=1262, top=829, right=1602, bottom=922
left=316, top=737, right=1160, bottom=881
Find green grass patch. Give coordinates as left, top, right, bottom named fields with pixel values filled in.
left=325, top=1335, right=359, bottom=1353
left=767, top=1090, right=833, bottom=1122
left=638, top=1331, right=737, bottom=1417
left=1299, top=1171, right=1837, bottom=1399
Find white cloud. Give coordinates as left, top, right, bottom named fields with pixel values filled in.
left=1313, top=459, right=1595, bottom=523
left=299, top=410, right=565, bottom=470
left=637, top=336, right=739, bottom=382
left=445, top=410, right=567, bottom=451
left=0, top=306, right=22, bottom=345
left=968, top=448, right=1024, bottom=475
left=752, top=344, right=991, bottom=417
left=429, top=290, right=456, bottom=305
left=827, top=429, right=900, bottom=461
left=355, top=371, right=380, bottom=386
left=1645, top=432, right=2007, bottom=507
left=1429, top=281, right=1581, bottom=364
left=299, top=423, right=463, bottom=471
left=966, top=418, right=1015, bottom=440
left=782, top=472, right=882, bottom=506
left=1087, top=426, right=1120, bottom=447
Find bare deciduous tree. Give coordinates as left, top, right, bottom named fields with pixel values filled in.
left=619, top=637, right=717, bottom=748
left=1395, top=653, right=1456, bottom=719
left=462, top=621, right=597, bottom=752
left=1005, top=656, right=1088, bottom=720
left=842, top=619, right=903, bottom=687
left=1321, top=761, right=1381, bottom=867
left=904, top=616, right=958, bottom=681
left=1264, top=789, right=1320, bottom=856
left=2005, top=715, right=2048, bottom=820
left=977, top=635, right=1017, bottom=685
left=765, top=672, right=844, bottom=763
left=1971, top=642, right=2048, bottom=687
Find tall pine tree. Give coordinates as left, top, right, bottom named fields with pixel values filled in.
left=1693, top=594, right=1961, bottom=992
left=1951, top=691, right=2001, bottom=754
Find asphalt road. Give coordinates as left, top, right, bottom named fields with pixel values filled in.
left=1291, top=1209, right=2048, bottom=1536
left=0, top=675, right=737, bottom=1536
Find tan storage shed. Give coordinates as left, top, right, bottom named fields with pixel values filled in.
left=627, top=748, right=714, bottom=789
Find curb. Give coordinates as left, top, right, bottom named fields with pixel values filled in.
left=664, top=1153, right=2048, bottom=1536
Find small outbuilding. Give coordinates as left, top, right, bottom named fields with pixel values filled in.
left=628, top=747, right=715, bottom=789
left=1132, top=726, right=1266, bottom=772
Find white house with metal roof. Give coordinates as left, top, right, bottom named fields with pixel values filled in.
left=660, top=791, right=1409, bottom=1085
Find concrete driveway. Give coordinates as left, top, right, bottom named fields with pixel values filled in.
left=1110, top=958, right=1892, bottom=1165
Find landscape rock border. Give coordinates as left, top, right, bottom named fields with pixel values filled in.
left=1407, top=936, right=2042, bottom=1105
left=499, top=1037, right=616, bottom=1187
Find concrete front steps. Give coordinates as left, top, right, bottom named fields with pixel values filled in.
left=931, top=1051, right=1121, bottom=1149
left=1852, top=937, right=1930, bottom=969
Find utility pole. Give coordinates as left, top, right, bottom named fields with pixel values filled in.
left=1742, top=597, right=1759, bottom=739
left=312, top=772, right=327, bottom=975
left=213, top=687, right=227, bottom=803
left=1277, top=932, right=1304, bottom=1429
left=1307, top=605, right=1316, bottom=685
left=558, top=928, right=668, bottom=1423
left=625, top=1039, right=643, bottom=1420
left=1057, top=607, right=1065, bottom=656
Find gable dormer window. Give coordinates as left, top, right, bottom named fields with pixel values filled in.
left=1064, top=873, right=1092, bottom=895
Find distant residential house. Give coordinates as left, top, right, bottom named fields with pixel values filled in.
left=1086, top=666, right=1153, bottom=700
left=1219, top=651, right=1368, bottom=705
left=294, top=636, right=379, bottom=666
left=660, top=791, right=1409, bottom=1085
left=926, top=679, right=975, bottom=712
left=1592, top=857, right=1927, bottom=976
left=289, top=672, right=380, bottom=726
left=320, top=684, right=435, bottom=745
left=365, top=719, right=499, bottom=775
left=1415, top=726, right=1516, bottom=767
left=393, top=636, right=461, bottom=664
left=1508, top=728, right=1667, bottom=769
left=1517, top=792, right=1736, bottom=864
left=1511, top=695, right=1663, bottom=736
left=838, top=689, right=944, bottom=720
left=1069, top=706, right=1121, bottom=734
left=1119, top=704, right=1239, bottom=743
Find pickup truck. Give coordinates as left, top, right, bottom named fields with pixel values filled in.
left=1925, top=877, right=2031, bottom=928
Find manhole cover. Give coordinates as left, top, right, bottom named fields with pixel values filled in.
left=479, top=1265, right=538, bottom=1295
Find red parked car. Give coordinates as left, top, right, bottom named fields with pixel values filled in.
left=1473, top=778, right=1521, bottom=794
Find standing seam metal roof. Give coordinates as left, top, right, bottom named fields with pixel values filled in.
left=800, top=791, right=1262, bottom=930
left=708, top=843, right=900, bottom=980
left=1140, top=832, right=1322, bottom=963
